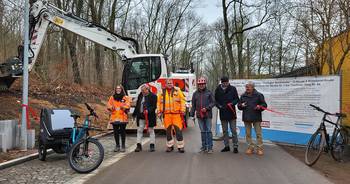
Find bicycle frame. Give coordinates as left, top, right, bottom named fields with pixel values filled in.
left=71, top=115, right=91, bottom=144
left=318, top=113, right=342, bottom=149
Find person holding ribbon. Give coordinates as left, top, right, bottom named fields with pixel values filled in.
left=214, top=76, right=239, bottom=153
left=237, top=81, right=267, bottom=156
left=133, top=84, right=158, bottom=152
left=157, top=78, right=187, bottom=153
left=190, top=77, right=215, bottom=153
left=107, top=85, right=131, bottom=152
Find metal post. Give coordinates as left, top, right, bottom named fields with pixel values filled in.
left=20, top=0, right=30, bottom=150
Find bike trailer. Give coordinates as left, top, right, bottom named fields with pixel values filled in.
left=39, top=108, right=76, bottom=152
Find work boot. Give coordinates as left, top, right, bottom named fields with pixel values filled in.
left=114, top=146, right=120, bottom=152
left=257, top=149, right=264, bottom=156
left=178, top=148, right=185, bottom=153
left=221, top=146, right=230, bottom=152
left=233, top=147, right=239, bottom=154
left=135, top=143, right=142, bottom=152
left=149, top=144, right=155, bottom=152
left=245, top=148, right=254, bottom=155
left=166, top=146, right=174, bottom=152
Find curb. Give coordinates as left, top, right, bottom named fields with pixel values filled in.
left=0, top=131, right=113, bottom=170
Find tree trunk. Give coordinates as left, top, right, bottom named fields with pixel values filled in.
left=246, top=39, right=251, bottom=78
left=222, top=0, right=235, bottom=78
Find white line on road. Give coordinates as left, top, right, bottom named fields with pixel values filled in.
left=66, top=138, right=150, bottom=184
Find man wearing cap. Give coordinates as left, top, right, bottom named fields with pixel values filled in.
left=157, top=78, right=186, bottom=153
left=190, top=77, right=215, bottom=153
left=214, top=76, right=240, bottom=153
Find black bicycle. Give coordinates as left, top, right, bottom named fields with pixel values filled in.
left=305, top=104, right=348, bottom=166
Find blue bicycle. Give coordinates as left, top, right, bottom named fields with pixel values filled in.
left=38, top=103, right=104, bottom=173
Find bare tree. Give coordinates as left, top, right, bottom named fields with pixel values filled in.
left=222, top=0, right=274, bottom=78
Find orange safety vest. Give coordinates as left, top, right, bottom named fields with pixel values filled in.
left=107, top=95, right=131, bottom=123
left=157, top=87, right=186, bottom=114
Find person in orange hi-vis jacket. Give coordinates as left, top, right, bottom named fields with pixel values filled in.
left=107, top=85, right=130, bottom=152
left=157, top=78, right=186, bottom=153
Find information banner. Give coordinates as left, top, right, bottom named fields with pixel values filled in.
left=216, top=75, right=341, bottom=145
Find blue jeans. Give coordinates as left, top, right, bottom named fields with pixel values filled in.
left=197, top=118, right=213, bottom=150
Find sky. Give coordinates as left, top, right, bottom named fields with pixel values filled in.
left=194, top=0, right=222, bottom=24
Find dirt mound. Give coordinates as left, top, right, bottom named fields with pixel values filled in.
left=0, top=74, right=113, bottom=130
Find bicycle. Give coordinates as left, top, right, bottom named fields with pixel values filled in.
left=68, top=103, right=104, bottom=173
left=304, top=104, right=348, bottom=166
left=38, top=103, right=104, bottom=173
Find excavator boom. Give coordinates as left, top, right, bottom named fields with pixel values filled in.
left=0, top=0, right=139, bottom=91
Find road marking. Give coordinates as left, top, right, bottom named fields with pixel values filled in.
left=66, top=138, right=150, bottom=184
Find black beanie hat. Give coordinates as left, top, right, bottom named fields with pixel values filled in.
left=221, top=76, right=229, bottom=83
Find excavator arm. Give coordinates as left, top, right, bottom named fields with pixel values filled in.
left=0, top=0, right=139, bottom=91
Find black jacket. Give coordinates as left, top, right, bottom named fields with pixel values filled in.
left=214, top=84, right=239, bottom=120
left=132, top=92, right=157, bottom=127
left=190, top=88, right=215, bottom=119
left=237, top=89, right=267, bottom=122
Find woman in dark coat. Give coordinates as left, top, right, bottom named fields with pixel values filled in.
left=132, top=85, right=157, bottom=152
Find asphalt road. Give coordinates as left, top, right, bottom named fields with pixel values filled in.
left=85, top=124, right=332, bottom=184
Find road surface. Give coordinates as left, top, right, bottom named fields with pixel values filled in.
left=85, top=124, right=332, bottom=184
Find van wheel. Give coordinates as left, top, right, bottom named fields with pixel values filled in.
left=38, top=141, right=47, bottom=161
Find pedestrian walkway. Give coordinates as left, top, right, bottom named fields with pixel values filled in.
left=0, top=134, right=138, bottom=184
left=85, top=126, right=332, bottom=184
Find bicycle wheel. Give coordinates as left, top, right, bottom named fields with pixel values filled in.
left=305, top=129, right=326, bottom=166
left=330, top=129, right=347, bottom=162
left=68, top=138, right=104, bottom=173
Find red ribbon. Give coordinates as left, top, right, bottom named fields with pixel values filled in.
left=144, top=109, right=149, bottom=131
left=181, top=114, right=187, bottom=129
left=256, top=105, right=286, bottom=115
left=21, top=104, right=39, bottom=129
left=227, top=103, right=237, bottom=117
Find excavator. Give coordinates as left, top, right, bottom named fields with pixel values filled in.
left=0, top=0, right=196, bottom=111
left=0, top=0, right=166, bottom=92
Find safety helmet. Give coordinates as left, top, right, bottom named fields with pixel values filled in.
left=197, top=77, right=207, bottom=84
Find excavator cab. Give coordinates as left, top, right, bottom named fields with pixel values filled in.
left=122, top=54, right=168, bottom=97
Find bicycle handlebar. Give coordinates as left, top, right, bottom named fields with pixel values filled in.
left=85, top=103, right=99, bottom=118
left=309, top=104, right=346, bottom=118
left=309, top=104, right=326, bottom=113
